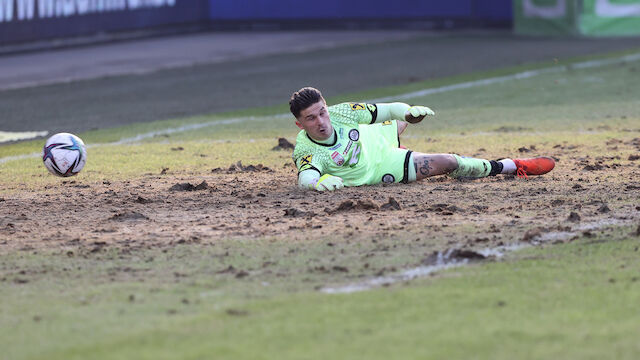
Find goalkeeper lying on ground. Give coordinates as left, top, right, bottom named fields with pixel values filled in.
left=290, top=87, right=555, bottom=191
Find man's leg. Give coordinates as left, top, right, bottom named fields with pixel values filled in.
left=410, top=152, right=555, bottom=181
left=411, top=153, right=458, bottom=180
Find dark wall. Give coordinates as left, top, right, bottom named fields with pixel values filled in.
left=208, top=0, right=512, bottom=21
left=0, top=0, right=512, bottom=47
left=0, top=0, right=209, bottom=46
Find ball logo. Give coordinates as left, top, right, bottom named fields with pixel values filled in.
left=348, top=129, right=359, bottom=141
left=382, top=174, right=395, bottom=184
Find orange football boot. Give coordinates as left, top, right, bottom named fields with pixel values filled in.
left=513, top=157, right=556, bottom=178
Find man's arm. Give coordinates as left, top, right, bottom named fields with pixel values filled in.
left=298, top=169, right=344, bottom=191
left=375, top=103, right=435, bottom=124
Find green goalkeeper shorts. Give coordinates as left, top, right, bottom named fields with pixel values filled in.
left=364, top=120, right=413, bottom=185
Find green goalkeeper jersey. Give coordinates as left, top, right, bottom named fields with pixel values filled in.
left=293, top=102, right=411, bottom=186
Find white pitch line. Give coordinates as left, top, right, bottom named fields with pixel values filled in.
left=2, top=52, right=640, bottom=165
left=366, top=52, right=640, bottom=103
left=0, top=116, right=276, bottom=164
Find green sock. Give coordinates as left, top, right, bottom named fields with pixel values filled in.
left=449, top=154, right=491, bottom=178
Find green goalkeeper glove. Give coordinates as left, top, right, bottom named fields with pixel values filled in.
left=404, top=105, right=435, bottom=124
left=314, top=174, right=344, bottom=191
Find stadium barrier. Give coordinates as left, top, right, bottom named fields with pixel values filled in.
left=1, top=0, right=511, bottom=50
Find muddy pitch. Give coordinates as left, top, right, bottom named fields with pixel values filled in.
left=1, top=139, right=639, bottom=255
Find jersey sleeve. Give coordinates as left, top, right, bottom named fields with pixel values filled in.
left=294, top=153, right=323, bottom=175
left=292, top=131, right=325, bottom=175
left=329, top=103, right=378, bottom=125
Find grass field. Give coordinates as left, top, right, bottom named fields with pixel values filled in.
left=1, top=50, right=640, bottom=359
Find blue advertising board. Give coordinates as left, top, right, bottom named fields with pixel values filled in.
left=0, top=0, right=512, bottom=47
left=0, top=0, right=209, bottom=46
left=208, top=0, right=512, bottom=20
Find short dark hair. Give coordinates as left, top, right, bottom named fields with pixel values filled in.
left=289, top=87, right=324, bottom=118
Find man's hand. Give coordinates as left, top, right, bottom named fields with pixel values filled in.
left=314, top=174, right=344, bottom=191
left=404, top=105, right=435, bottom=124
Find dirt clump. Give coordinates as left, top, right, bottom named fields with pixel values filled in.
left=169, top=181, right=210, bottom=191
left=212, top=161, right=272, bottom=174
left=284, top=208, right=315, bottom=218
left=381, top=197, right=401, bottom=211
left=327, top=199, right=379, bottom=214
left=109, top=211, right=149, bottom=221
left=583, top=164, right=604, bottom=171
left=522, top=228, right=544, bottom=242
left=135, top=196, right=153, bottom=204
left=568, top=212, right=581, bottom=222
left=272, top=138, right=295, bottom=151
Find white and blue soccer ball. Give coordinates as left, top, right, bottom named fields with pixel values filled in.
left=42, top=133, right=87, bottom=177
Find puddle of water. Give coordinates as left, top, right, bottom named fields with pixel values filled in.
left=322, top=218, right=636, bottom=295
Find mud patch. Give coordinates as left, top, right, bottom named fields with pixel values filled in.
left=327, top=199, right=379, bottom=214
left=109, top=211, right=149, bottom=221
left=212, top=161, right=272, bottom=174
left=169, top=181, right=211, bottom=191
left=284, top=208, right=315, bottom=218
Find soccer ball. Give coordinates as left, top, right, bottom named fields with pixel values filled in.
left=42, top=133, right=87, bottom=177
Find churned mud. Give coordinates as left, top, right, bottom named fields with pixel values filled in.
left=1, top=138, right=639, bottom=257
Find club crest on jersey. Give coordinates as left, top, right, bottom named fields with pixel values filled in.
left=331, top=151, right=345, bottom=166
left=382, top=174, right=395, bottom=184
left=348, top=129, right=359, bottom=141
left=350, top=103, right=366, bottom=111
left=300, top=155, right=312, bottom=165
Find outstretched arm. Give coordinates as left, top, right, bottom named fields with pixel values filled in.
left=376, top=102, right=435, bottom=124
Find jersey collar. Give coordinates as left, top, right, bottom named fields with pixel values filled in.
left=306, top=128, right=337, bottom=147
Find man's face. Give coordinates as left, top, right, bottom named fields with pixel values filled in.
left=295, top=100, right=333, bottom=141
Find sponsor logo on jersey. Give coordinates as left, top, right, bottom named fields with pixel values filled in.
left=350, top=103, right=366, bottom=111
left=367, top=103, right=377, bottom=113
left=329, top=143, right=342, bottom=151
left=382, top=174, right=395, bottom=184
left=348, top=144, right=361, bottom=166
left=382, top=120, right=392, bottom=125
left=343, top=140, right=353, bottom=155
left=348, top=129, right=359, bottom=141
left=338, top=128, right=344, bottom=139
left=331, top=151, right=345, bottom=166
left=300, top=155, right=312, bottom=166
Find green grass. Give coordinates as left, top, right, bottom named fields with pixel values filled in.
left=1, top=49, right=640, bottom=359
left=2, top=228, right=639, bottom=360
left=1, top=54, right=639, bottom=188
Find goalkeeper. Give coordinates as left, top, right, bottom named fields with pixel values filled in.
left=290, top=87, right=555, bottom=191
